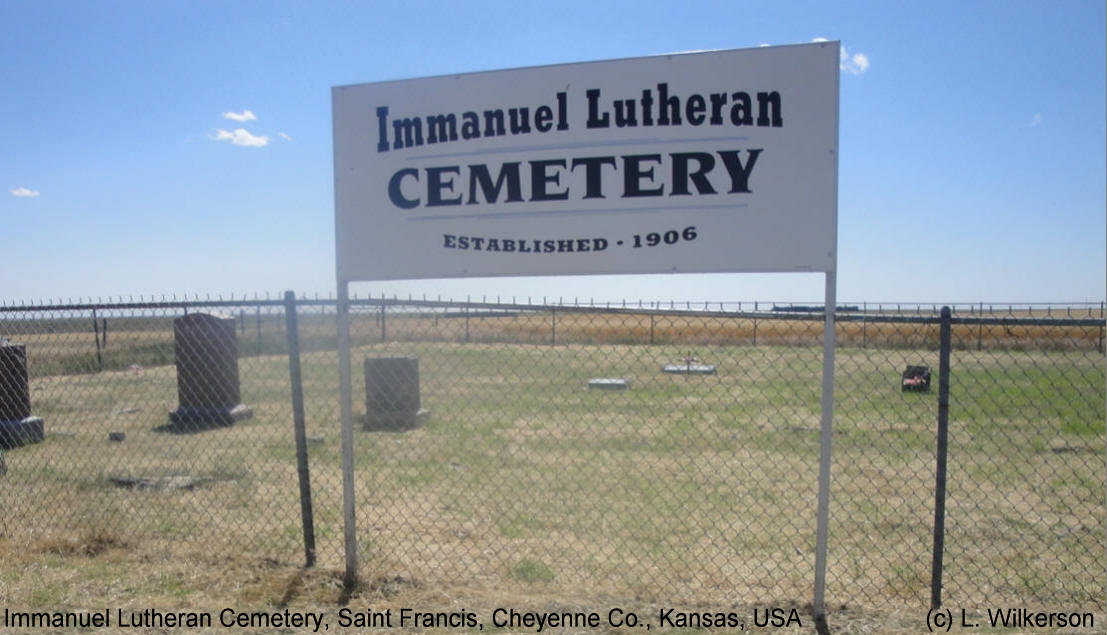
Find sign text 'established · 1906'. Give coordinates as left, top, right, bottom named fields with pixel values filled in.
left=375, top=83, right=779, bottom=210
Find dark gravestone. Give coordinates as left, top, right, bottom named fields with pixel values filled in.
left=0, top=343, right=45, bottom=449
left=169, top=313, right=252, bottom=428
left=363, top=357, right=428, bottom=431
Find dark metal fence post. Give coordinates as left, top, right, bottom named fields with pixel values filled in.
left=284, top=291, right=316, bottom=567
left=753, top=302, right=759, bottom=347
left=930, top=306, right=952, bottom=609
left=91, top=308, right=102, bottom=371
left=551, top=307, right=557, bottom=346
left=977, top=301, right=984, bottom=350
left=255, top=305, right=262, bottom=355
left=862, top=301, right=867, bottom=349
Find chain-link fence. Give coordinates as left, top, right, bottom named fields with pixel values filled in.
left=0, top=296, right=1103, bottom=618
left=0, top=299, right=327, bottom=571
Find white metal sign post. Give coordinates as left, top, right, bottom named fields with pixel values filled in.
left=332, top=41, right=839, bottom=615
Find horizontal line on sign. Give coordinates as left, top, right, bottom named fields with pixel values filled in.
left=406, top=136, right=751, bottom=161
left=406, top=202, right=747, bottom=222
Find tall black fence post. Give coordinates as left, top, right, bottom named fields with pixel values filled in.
left=284, top=291, right=316, bottom=567
left=91, top=308, right=102, bottom=371
left=862, top=301, right=867, bottom=349
left=255, top=305, right=263, bottom=355
left=977, top=301, right=984, bottom=350
left=753, top=302, right=759, bottom=347
left=930, top=306, right=952, bottom=609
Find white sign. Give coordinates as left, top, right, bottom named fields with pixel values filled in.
left=333, top=42, right=838, bottom=281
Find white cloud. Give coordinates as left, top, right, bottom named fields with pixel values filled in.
left=222, top=110, right=257, bottom=123
left=810, top=38, right=870, bottom=76
left=839, top=45, right=870, bottom=75
left=1030, top=113, right=1043, bottom=127
left=278, top=132, right=292, bottom=142
left=11, top=187, right=40, bottom=198
left=210, top=128, right=269, bottom=147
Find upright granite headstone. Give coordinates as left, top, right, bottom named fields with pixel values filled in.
left=169, top=312, right=252, bottom=428
left=363, top=357, right=428, bottom=430
left=0, top=342, right=45, bottom=449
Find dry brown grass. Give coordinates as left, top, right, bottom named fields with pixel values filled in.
left=0, top=312, right=1103, bottom=633
left=368, top=309, right=1104, bottom=353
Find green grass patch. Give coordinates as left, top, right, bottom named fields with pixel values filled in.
left=511, top=558, right=555, bottom=583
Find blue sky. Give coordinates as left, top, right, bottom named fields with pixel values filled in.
left=2, top=0, right=1104, bottom=305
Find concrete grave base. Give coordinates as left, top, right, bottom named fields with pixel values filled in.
left=168, top=404, right=253, bottom=430
left=662, top=364, right=717, bottom=375
left=362, top=408, right=430, bottom=432
left=588, top=378, right=631, bottom=390
left=0, top=416, right=44, bottom=449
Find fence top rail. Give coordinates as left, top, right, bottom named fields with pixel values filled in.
left=0, top=298, right=290, bottom=313
left=319, top=298, right=1107, bottom=327
left=3, top=296, right=1102, bottom=328
left=347, top=300, right=1107, bottom=326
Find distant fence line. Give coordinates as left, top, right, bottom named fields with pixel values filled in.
left=2, top=294, right=1105, bottom=316
left=2, top=298, right=1103, bottom=373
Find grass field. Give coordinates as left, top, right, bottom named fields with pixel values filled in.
left=0, top=306, right=1104, bottom=632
